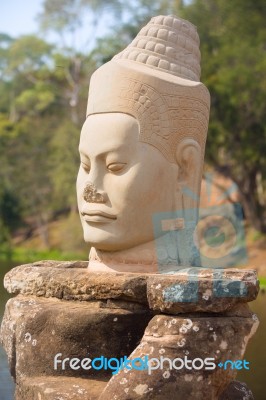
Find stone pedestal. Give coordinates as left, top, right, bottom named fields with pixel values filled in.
left=0, top=261, right=259, bottom=399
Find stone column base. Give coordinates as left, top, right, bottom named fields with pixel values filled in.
left=0, top=261, right=259, bottom=399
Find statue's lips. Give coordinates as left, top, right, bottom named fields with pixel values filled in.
left=81, top=211, right=117, bottom=222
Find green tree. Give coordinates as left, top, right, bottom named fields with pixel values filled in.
left=180, top=0, right=266, bottom=231
left=0, top=114, right=23, bottom=257
left=0, top=35, right=62, bottom=247
left=37, top=0, right=124, bottom=125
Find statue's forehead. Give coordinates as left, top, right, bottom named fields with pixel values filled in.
left=79, top=113, right=140, bottom=157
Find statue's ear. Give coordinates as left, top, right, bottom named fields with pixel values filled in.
left=175, top=139, right=202, bottom=212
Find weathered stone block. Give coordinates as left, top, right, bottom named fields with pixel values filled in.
left=147, top=268, right=259, bottom=314
left=0, top=295, right=152, bottom=381
left=99, top=313, right=259, bottom=400
left=4, top=263, right=148, bottom=304
left=3, top=263, right=259, bottom=315
left=0, top=262, right=259, bottom=400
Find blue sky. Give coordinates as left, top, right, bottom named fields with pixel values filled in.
left=1, top=0, right=193, bottom=38
left=1, top=0, right=43, bottom=37
left=0, top=1, right=192, bottom=49
left=0, top=0, right=114, bottom=50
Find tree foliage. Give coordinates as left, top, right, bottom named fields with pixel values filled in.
left=0, top=33, right=90, bottom=248
left=180, top=0, right=266, bottom=231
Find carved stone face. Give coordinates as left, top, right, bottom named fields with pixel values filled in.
left=77, top=113, right=179, bottom=251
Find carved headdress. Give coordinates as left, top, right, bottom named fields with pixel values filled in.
left=86, top=15, right=210, bottom=164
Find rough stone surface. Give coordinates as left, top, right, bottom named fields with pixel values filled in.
left=219, top=380, right=254, bottom=400
left=20, top=260, right=89, bottom=269
left=0, top=295, right=153, bottom=381
left=3, top=263, right=259, bottom=314
left=0, top=263, right=259, bottom=400
left=14, top=377, right=255, bottom=400
left=99, top=313, right=259, bottom=400
left=147, top=268, right=259, bottom=314
left=15, top=376, right=108, bottom=400
left=4, top=263, right=148, bottom=304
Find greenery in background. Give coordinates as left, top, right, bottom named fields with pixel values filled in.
left=0, top=0, right=265, bottom=261
left=181, top=0, right=266, bottom=233
left=3, top=247, right=85, bottom=263
left=259, top=277, right=266, bottom=290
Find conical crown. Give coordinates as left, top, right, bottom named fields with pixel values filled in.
left=114, top=15, right=201, bottom=81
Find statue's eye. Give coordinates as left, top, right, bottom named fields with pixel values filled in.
left=107, top=163, right=126, bottom=172
left=81, top=162, right=90, bottom=173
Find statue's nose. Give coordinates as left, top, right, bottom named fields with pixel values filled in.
left=83, top=182, right=107, bottom=203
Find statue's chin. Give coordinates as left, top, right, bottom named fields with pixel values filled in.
left=83, top=227, right=156, bottom=253
left=85, top=239, right=154, bottom=253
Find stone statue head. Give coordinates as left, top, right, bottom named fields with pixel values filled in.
left=77, top=15, right=210, bottom=272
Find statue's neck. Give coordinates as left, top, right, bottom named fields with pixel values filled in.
left=88, top=241, right=159, bottom=273
left=88, top=227, right=200, bottom=273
